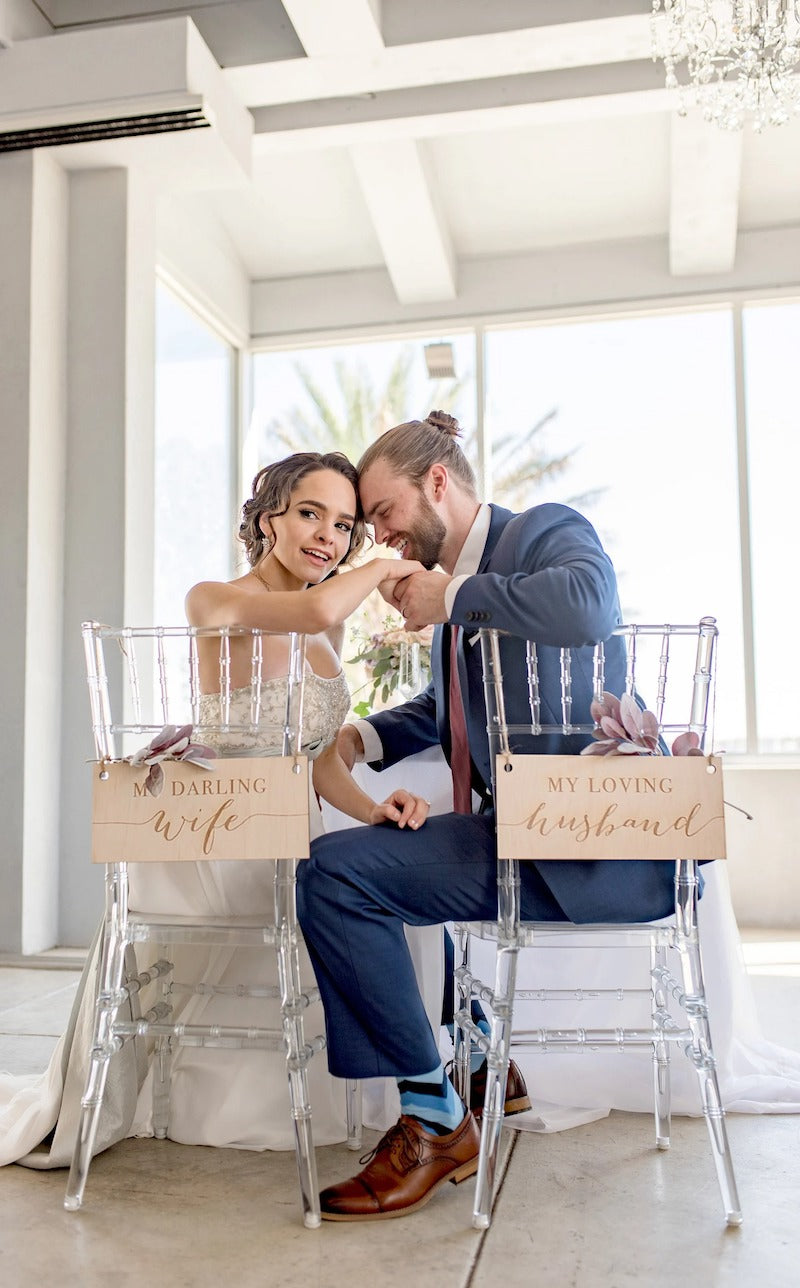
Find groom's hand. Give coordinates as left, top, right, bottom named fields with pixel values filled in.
left=392, top=569, right=451, bottom=631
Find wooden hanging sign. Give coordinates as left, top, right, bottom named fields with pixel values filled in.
left=495, top=754, right=726, bottom=861
left=91, top=757, right=310, bottom=863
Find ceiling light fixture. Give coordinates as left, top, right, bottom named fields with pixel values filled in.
left=652, top=1, right=800, bottom=130
left=424, top=342, right=456, bottom=380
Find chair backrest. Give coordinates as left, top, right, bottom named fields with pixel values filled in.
left=479, top=617, right=725, bottom=936
left=480, top=616, right=718, bottom=798
left=82, top=622, right=308, bottom=762
left=83, top=623, right=313, bottom=865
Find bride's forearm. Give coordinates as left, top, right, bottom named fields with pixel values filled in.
left=312, top=744, right=375, bottom=825
left=187, top=557, right=411, bottom=634
left=308, top=559, right=397, bottom=631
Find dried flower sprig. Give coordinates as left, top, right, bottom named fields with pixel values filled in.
left=580, top=692, right=703, bottom=758
left=128, top=724, right=218, bottom=796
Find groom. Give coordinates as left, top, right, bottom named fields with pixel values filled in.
left=296, top=410, right=676, bottom=1221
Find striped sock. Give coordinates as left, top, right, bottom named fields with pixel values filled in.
left=397, top=1062, right=467, bottom=1136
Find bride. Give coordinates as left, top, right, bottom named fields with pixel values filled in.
left=0, top=450, right=428, bottom=1168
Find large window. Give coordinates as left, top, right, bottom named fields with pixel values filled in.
left=247, top=332, right=477, bottom=487
left=743, top=302, right=800, bottom=753
left=248, top=333, right=477, bottom=710
left=485, top=310, right=745, bottom=751
left=154, top=283, right=236, bottom=622
left=249, top=299, right=798, bottom=757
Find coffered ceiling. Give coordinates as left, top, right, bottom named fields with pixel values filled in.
left=3, top=1, right=800, bottom=312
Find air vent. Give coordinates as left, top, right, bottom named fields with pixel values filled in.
left=0, top=106, right=210, bottom=154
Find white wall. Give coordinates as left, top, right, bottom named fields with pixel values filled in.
left=725, top=765, right=800, bottom=929
left=158, top=196, right=250, bottom=347
left=250, top=226, right=800, bottom=342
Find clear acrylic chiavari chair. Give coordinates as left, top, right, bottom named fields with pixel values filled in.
left=65, top=622, right=360, bottom=1228
left=453, top=618, right=742, bottom=1230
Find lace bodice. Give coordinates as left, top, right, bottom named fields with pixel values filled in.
left=198, top=669, right=351, bottom=760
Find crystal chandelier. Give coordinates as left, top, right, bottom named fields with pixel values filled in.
left=652, top=1, right=800, bottom=130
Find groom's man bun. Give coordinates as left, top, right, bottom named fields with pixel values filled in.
left=358, top=409, right=477, bottom=498
left=424, top=409, right=461, bottom=438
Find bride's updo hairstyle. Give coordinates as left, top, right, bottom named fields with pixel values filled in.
left=357, top=409, right=477, bottom=498
left=239, top=451, right=367, bottom=568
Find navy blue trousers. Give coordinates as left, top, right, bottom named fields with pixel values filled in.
left=296, top=812, right=566, bottom=1080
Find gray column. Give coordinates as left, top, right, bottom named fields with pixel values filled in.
left=0, top=150, right=68, bottom=954
left=59, top=167, right=156, bottom=947
left=0, top=158, right=156, bottom=953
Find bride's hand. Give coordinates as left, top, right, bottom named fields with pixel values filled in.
left=376, top=558, right=424, bottom=608
left=367, top=789, right=430, bottom=830
left=378, top=557, right=425, bottom=582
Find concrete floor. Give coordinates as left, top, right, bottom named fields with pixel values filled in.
left=1, top=933, right=799, bottom=1288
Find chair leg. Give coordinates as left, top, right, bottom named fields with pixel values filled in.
left=64, top=870, right=129, bottom=1211
left=679, top=938, right=743, bottom=1226
left=286, top=1058, right=321, bottom=1229
left=651, top=941, right=671, bottom=1149
left=674, top=863, right=742, bottom=1225
left=152, top=1036, right=172, bottom=1139
left=472, top=941, right=518, bottom=1230
left=275, top=860, right=322, bottom=1229
left=453, top=924, right=472, bottom=1104
left=345, top=1079, right=362, bottom=1151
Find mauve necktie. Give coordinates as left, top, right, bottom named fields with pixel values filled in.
left=449, top=626, right=473, bottom=814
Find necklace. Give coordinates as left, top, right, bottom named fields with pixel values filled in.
left=250, top=565, right=273, bottom=592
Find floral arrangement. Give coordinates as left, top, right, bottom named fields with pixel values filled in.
left=127, top=724, right=217, bottom=796
left=347, top=616, right=434, bottom=717
left=580, top=692, right=703, bottom=758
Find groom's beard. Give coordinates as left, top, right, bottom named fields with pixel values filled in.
left=410, top=492, right=447, bottom=570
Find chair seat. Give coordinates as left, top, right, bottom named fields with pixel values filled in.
left=126, top=912, right=287, bottom=947
left=458, top=919, right=678, bottom=947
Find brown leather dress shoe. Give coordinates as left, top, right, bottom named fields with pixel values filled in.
left=320, top=1112, right=480, bottom=1221
left=452, top=1059, right=532, bottom=1120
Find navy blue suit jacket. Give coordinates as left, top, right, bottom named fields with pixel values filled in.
left=366, top=502, right=677, bottom=924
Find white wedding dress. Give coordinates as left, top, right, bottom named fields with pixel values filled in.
left=0, top=668, right=357, bottom=1168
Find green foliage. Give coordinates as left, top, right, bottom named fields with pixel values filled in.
left=347, top=621, right=433, bottom=714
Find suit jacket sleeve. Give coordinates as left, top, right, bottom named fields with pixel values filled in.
left=451, top=503, right=621, bottom=647
left=361, top=674, right=441, bottom=770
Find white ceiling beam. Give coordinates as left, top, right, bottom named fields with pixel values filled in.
left=226, top=14, right=654, bottom=108
left=350, top=138, right=456, bottom=304
left=251, top=78, right=675, bottom=157
left=0, top=0, right=52, bottom=45
left=281, top=0, right=384, bottom=58
left=669, top=111, right=742, bottom=276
